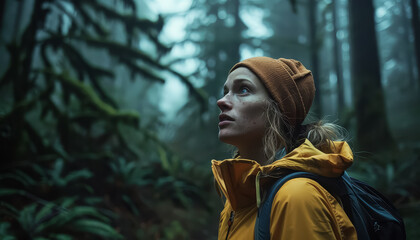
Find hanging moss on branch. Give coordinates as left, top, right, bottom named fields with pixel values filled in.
left=40, top=69, right=140, bottom=127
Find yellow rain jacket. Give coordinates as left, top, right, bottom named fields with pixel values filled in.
left=211, top=139, right=358, bottom=240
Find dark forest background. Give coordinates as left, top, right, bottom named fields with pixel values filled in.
left=0, top=0, right=419, bottom=239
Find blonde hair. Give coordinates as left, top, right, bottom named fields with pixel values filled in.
left=262, top=99, right=347, bottom=164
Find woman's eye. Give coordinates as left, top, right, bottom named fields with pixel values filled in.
left=239, top=86, right=250, bottom=94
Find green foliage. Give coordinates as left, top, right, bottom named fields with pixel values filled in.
left=0, top=222, right=16, bottom=240
left=109, top=157, right=152, bottom=186
left=12, top=198, right=122, bottom=239
left=0, top=160, right=124, bottom=238
left=0, top=0, right=213, bottom=239
left=401, top=204, right=420, bottom=240
left=349, top=150, right=420, bottom=203
left=41, top=159, right=93, bottom=187
left=163, top=221, right=188, bottom=240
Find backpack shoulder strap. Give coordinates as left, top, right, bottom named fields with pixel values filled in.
left=254, top=171, right=332, bottom=240
left=255, top=171, right=373, bottom=240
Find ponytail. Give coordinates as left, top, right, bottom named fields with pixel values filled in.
left=305, top=121, right=348, bottom=150
left=262, top=99, right=348, bottom=165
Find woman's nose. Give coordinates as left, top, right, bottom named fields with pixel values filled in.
left=217, top=95, right=232, bottom=112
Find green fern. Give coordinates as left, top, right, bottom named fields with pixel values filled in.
left=14, top=200, right=123, bottom=239
left=0, top=222, right=16, bottom=240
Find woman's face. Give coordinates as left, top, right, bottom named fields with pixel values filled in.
left=217, top=67, right=270, bottom=148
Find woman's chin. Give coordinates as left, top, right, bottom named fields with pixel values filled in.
left=218, top=132, right=240, bottom=146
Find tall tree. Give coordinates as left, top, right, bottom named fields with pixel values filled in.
left=187, top=0, right=245, bottom=97
left=399, top=0, right=416, bottom=85
left=332, top=0, right=345, bottom=111
left=308, top=0, right=322, bottom=116
left=410, top=0, right=420, bottom=83
left=0, top=0, right=5, bottom=29
left=348, top=0, right=394, bottom=152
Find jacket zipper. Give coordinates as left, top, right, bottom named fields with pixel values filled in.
left=225, top=211, right=235, bottom=240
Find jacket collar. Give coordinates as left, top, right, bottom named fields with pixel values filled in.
left=211, top=139, right=353, bottom=211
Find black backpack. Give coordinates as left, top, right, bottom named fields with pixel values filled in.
left=254, top=171, right=406, bottom=240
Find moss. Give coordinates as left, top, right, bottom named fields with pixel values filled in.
left=42, top=69, right=140, bottom=127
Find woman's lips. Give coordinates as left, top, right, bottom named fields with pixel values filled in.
left=219, top=114, right=234, bottom=127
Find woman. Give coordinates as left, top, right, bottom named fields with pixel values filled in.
left=212, top=57, right=357, bottom=239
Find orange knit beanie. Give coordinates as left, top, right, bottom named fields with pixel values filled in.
left=230, top=57, right=315, bottom=126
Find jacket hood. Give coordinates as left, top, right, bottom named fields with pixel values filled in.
left=211, top=139, right=353, bottom=210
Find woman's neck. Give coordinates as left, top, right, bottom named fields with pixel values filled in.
left=237, top=144, right=267, bottom=165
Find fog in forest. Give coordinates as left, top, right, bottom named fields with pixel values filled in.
left=1, top=0, right=419, bottom=239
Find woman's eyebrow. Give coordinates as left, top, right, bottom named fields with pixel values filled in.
left=232, top=78, right=254, bottom=86
left=223, top=78, right=254, bottom=92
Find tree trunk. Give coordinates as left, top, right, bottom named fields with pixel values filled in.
left=332, top=0, right=344, bottom=111
left=348, top=0, right=394, bottom=152
left=230, top=0, right=242, bottom=63
left=214, top=0, right=243, bottom=92
left=400, top=0, right=416, bottom=85
left=410, top=0, right=420, bottom=84
left=0, top=0, right=5, bottom=31
left=308, top=0, right=321, bottom=116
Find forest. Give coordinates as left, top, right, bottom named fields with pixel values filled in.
left=0, top=0, right=419, bottom=239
